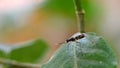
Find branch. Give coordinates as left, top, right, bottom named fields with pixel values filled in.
left=0, top=58, right=40, bottom=68
left=73, top=0, right=85, bottom=33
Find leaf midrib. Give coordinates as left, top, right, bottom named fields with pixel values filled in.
left=73, top=43, right=78, bottom=68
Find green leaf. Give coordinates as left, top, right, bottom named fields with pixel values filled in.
left=10, top=39, right=49, bottom=63
left=41, top=32, right=117, bottom=68
left=0, top=45, right=14, bottom=58
left=0, top=50, right=6, bottom=58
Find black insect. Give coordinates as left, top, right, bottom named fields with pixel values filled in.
left=66, top=34, right=85, bottom=43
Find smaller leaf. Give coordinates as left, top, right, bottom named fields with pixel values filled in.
left=41, top=32, right=117, bottom=68
left=0, top=44, right=15, bottom=58
left=0, top=50, right=6, bottom=58
left=10, top=39, right=49, bottom=63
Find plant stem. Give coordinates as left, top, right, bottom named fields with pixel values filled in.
left=73, top=0, right=85, bottom=33
left=0, top=58, right=40, bottom=68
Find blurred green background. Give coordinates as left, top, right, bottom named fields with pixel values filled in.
left=0, top=0, right=119, bottom=68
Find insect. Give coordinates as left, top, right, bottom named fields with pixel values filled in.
left=66, top=33, right=85, bottom=43
left=56, top=33, right=85, bottom=45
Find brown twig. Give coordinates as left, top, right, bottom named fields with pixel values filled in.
left=0, top=58, right=40, bottom=68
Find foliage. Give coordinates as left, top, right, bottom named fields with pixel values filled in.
left=0, top=0, right=117, bottom=68
left=41, top=32, right=117, bottom=68
left=9, top=39, right=49, bottom=63
left=0, top=39, right=49, bottom=67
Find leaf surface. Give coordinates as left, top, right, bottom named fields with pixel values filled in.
left=10, top=39, right=49, bottom=63
left=41, top=32, right=117, bottom=68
